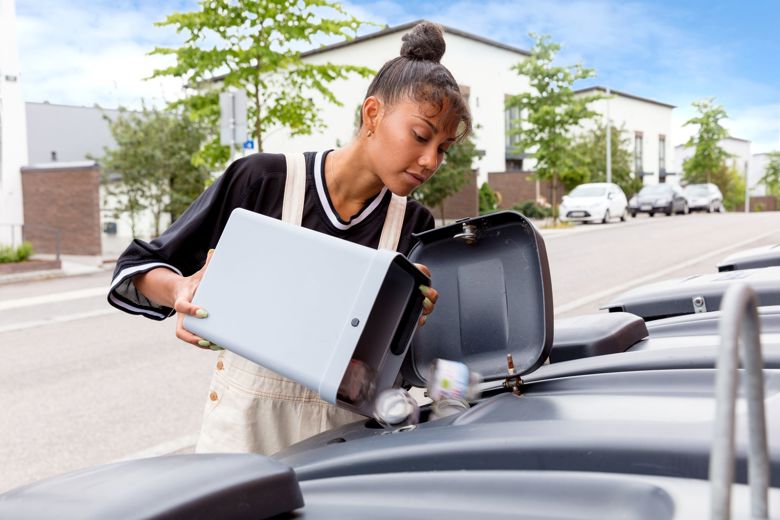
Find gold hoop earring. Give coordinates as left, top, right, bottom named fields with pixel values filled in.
left=367, top=129, right=373, bottom=137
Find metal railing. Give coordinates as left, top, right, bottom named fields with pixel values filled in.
left=709, top=283, right=770, bottom=519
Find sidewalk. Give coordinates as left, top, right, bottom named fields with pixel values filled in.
left=0, top=254, right=115, bottom=285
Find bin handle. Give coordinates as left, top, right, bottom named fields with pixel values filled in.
left=709, top=283, right=769, bottom=519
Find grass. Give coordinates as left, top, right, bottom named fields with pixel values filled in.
left=541, top=221, right=574, bottom=230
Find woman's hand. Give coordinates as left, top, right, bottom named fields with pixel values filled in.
left=172, top=249, right=222, bottom=351
left=414, top=263, right=438, bottom=327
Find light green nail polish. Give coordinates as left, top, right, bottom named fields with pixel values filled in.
left=210, top=345, right=224, bottom=351
left=198, top=339, right=211, bottom=347
left=195, top=309, right=209, bottom=318
left=419, top=285, right=430, bottom=295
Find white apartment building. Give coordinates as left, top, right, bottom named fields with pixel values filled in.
left=0, top=0, right=28, bottom=247
left=575, top=87, right=676, bottom=185
left=265, top=21, right=677, bottom=191
left=673, top=136, right=762, bottom=193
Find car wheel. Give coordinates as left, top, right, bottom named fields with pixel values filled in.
left=649, top=212, right=655, bottom=217
left=631, top=211, right=637, bottom=218
left=707, top=202, right=713, bottom=213
left=665, top=206, right=673, bottom=216
left=682, top=203, right=689, bottom=215
left=620, top=207, right=627, bottom=222
left=601, top=210, right=610, bottom=224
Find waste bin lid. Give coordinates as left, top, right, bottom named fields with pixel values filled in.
left=402, top=211, right=554, bottom=386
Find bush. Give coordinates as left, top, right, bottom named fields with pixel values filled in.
left=478, top=182, right=498, bottom=215
left=0, top=241, right=34, bottom=263
left=512, top=200, right=552, bottom=219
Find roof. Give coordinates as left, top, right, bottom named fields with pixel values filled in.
left=21, top=160, right=98, bottom=171
left=25, top=102, right=125, bottom=164
left=574, top=86, right=676, bottom=109
left=301, top=19, right=531, bottom=59
left=674, top=135, right=752, bottom=148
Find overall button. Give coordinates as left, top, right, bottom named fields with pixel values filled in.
left=209, top=391, right=219, bottom=401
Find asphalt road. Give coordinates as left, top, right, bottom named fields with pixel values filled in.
left=1, top=211, right=779, bottom=491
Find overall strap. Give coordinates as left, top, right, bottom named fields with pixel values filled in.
left=377, top=193, right=407, bottom=252
left=281, top=153, right=307, bottom=226
left=282, top=152, right=407, bottom=253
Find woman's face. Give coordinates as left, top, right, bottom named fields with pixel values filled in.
left=365, top=96, right=459, bottom=196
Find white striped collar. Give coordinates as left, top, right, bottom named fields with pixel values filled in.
left=314, top=150, right=388, bottom=231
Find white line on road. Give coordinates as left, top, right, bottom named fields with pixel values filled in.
left=0, top=286, right=107, bottom=311
left=0, top=308, right=117, bottom=333
left=113, top=433, right=200, bottom=462
left=553, top=228, right=780, bottom=315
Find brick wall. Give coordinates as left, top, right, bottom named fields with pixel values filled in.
left=736, top=196, right=778, bottom=212
left=487, top=171, right=564, bottom=209
left=424, top=171, right=479, bottom=221
left=21, top=164, right=102, bottom=255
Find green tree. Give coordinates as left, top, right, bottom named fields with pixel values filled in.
left=101, top=106, right=210, bottom=238
left=506, top=34, right=602, bottom=222
left=149, top=0, right=375, bottom=167
left=413, top=136, right=479, bottom=223
left=760, top=151, right=780, bottom=202
left=721, top=162, right=746, bottom=211
left=682, top=98, right=730, bottom=184
left=478, top=182, right=498, bottom=214
left=571, top=122, right=642, bottom=197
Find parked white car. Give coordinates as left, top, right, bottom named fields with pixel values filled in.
left=684, top=183, right=724, bottom=213
left=559, top=183, right=629, bottom=224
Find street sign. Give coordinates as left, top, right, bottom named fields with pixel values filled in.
left=243, top=139, right=254, bottom=150
left=219, top=90, right=248, bottom=147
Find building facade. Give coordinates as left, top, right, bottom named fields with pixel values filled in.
left=576, top=87, right=676, bottom=185
left=673, top=136, right=761, bottom=195
left=0, top=0, right=28, bottom=247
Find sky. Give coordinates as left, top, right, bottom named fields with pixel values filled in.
left=13, top=0, right=780, bottom=152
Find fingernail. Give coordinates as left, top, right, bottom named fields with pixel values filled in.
left=419, top=285, right=431, bottom=296
left=198, top=339, right=211, bottom=347
left=208, top=248, right=215, bottom=254
left=423, top=297, right=432, bottom=308
left=195, top=309, right=209, bottom=318
left=420, top=315, right=428, bottom=326
left=209, top=345, right=224, bottom=351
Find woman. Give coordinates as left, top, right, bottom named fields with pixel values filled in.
left=107, top=21, right=471, bottom=454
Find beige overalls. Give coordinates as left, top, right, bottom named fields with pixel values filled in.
left=195, top=153, right=408, bottom=455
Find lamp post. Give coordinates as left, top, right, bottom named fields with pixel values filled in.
left=606, top=87, right=612, bottom=184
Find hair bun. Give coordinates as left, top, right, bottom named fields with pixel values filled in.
left=400, top=22, right=446, bottom=63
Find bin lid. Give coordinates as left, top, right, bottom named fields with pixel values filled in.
left=717, top=244, right=780, bottom=272
left=600, top=267, right=780, bottom=320
left=401, top=211, right=553, bottom=386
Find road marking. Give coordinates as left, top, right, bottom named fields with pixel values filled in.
left=553, top=227, right=780, bottom=315
left=113, top=433, right=200, bottom=462
left=0, top=308, right=117, bottom=333
left=540, top=217, right=655, bottom=239
left=0, top=287, right=107, bottom=311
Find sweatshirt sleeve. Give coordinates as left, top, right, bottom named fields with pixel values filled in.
left=107, top=156, right=265, bottom=320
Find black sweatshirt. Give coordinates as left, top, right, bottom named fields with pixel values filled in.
left=107, top=150, right=435, bottom=320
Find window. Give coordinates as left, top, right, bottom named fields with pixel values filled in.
left=658, top=135, right=666, bottom=173
left=505, top=95, right=522, bottom=154
left=634, top=132, right=644, bottom=174
left=505, top=158, right=524, bottom=171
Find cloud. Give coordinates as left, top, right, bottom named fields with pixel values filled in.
left=17, top=0, right=191, bottom=108
left=15, top=0, right=779, bottom=153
